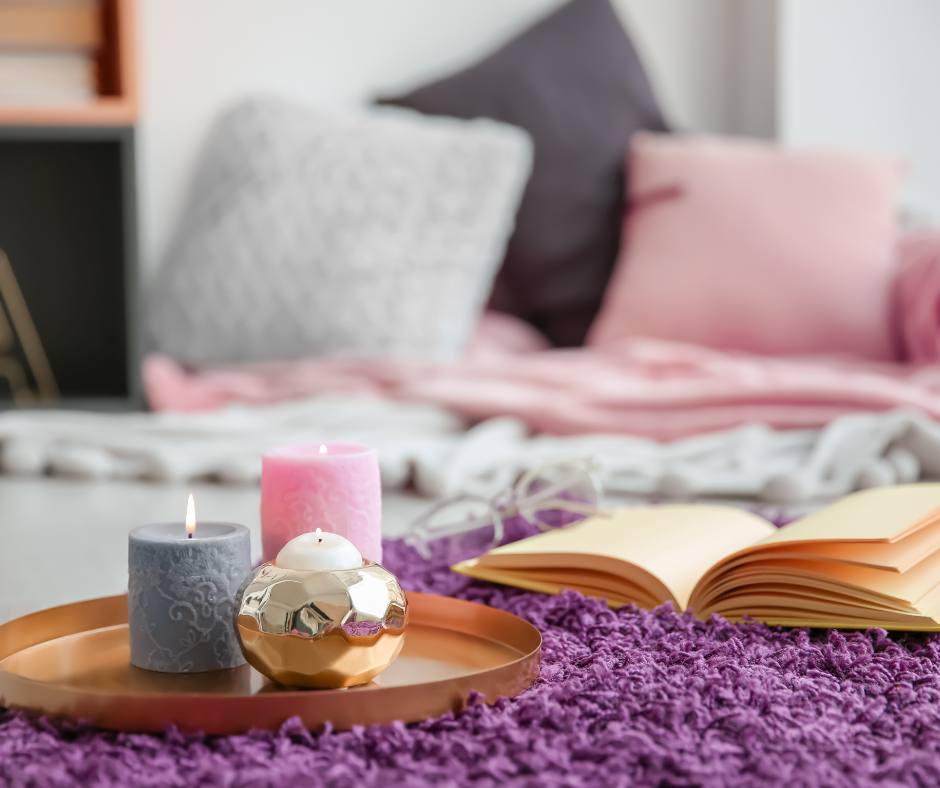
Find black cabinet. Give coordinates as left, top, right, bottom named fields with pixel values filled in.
left=0, top=126, right=139, bottom=409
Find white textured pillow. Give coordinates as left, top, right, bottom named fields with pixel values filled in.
left=147, top=97, right=532, bottom=365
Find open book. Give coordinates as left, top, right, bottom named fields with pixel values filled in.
left=452, top=485, right=940, bottom=630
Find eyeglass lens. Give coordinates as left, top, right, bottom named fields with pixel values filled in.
left=517, top=463, right=599, bottom=530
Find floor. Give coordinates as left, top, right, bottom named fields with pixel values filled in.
left=0, top=476, right=428, bottom=625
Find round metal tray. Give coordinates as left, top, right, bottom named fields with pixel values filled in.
left=0, top=592, right=541, bottom=734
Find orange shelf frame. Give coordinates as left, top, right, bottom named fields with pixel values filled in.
left=0, top=0, right=138, bottom=127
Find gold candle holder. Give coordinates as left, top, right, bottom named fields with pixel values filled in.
left=234, top=560, right=407, bottom=689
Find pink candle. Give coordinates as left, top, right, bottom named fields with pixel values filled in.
left=261, top=443, right=382, bottom=563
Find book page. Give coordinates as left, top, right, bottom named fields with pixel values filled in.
left=733, top=518, right=940, bottom=573
left=750, top=484, right=940, bottom=547
left=694, top=546, right=940, bottom=622
left=472, top=506, right=775, bottom=610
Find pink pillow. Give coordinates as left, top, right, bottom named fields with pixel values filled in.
left=588, top=132, right=901, bottom=360
left=893, top=228, right=940, bottom=363
left=467, top=310, right=551, bottom=358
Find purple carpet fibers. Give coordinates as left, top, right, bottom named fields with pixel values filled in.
left=5, top=515, right=940, bottom=787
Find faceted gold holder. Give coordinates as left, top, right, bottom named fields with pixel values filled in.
left=234, top=560, right=407, bottom=689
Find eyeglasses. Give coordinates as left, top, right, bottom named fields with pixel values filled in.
left=404, top=458, right=607, bottom=560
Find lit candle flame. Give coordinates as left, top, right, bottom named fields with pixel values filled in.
left=316, top=526, right=322, bottom=545
left=319, top=444, right=327, bottom=455
left=185, top=493, right=196, bottom=538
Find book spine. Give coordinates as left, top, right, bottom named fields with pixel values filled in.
left=0, top=5, right=101, bottom=50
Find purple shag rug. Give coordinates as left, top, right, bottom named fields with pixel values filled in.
left=5, top=514, right=940, bottom=787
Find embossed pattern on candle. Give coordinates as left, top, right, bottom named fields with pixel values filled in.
left=261, top=443, right=382, bottom=563
left=128, top=523, right=251, bottom=674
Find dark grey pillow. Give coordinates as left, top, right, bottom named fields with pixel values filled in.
left=379, top=0, right=667, bottom=346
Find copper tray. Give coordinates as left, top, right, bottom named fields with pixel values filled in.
left=0, top=592, right=540, bottom=734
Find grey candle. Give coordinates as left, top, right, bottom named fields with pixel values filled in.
left=128, top=515, right=251, bottom=673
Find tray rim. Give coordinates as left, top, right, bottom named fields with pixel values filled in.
left=0, top=592, right=542, bottom=733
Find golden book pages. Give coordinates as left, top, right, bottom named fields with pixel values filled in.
left=452, top=485, right=940, bottom=630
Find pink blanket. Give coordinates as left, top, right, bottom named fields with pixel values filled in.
left=144, top=313, right=940, bottom=441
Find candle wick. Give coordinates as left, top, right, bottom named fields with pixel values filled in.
left=188, top=533, right=193, bottom=539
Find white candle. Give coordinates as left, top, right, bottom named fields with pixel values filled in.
left=275, top=527, right=363, bottom=571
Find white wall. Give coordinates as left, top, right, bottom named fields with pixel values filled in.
left=136, top=0, right=766, bottom=275
left=779, top=0, right=940, bottom=224
left=619, top=0, right=776, bottom=138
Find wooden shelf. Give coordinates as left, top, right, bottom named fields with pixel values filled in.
left=0, top=97, right=136, bottom=127
left=0, top=0, right=138, bottom=128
